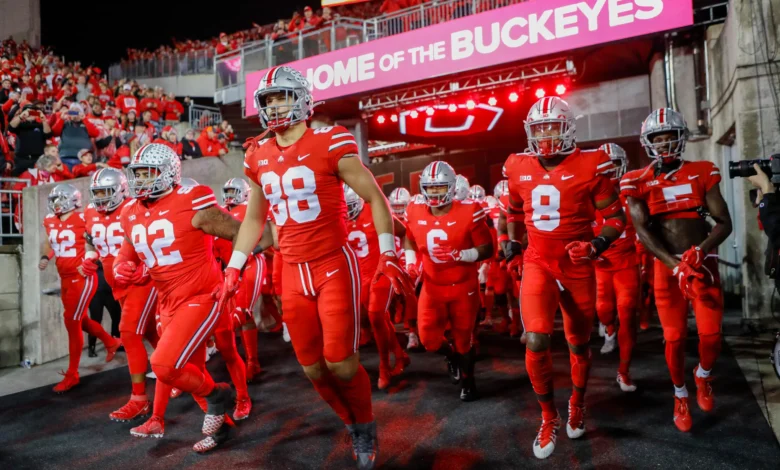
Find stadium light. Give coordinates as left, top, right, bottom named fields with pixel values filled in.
left=377, top=115, right=386, bottom=124
left=535, top=88, right=546, bottom=99
left=488, top=96, right=498, bottom=106
left=555, top=84, right=567, bottom=95
left=426, top=107, right=435, bottom=116
left=390, top=114, right=398, bottom=123
left=410, top=110, right=419, bottom=118
left=448, top=104, right=457, bottom=112
left=466, top=99, right=476, bottom=110
left=508, top=91, right=519, bottom=103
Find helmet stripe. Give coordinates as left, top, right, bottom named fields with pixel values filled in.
left=266, top=66, right=280, bottom=87
left=659, top=108, right=665, bottom=125
left=431, top=161, right=439, bottom=177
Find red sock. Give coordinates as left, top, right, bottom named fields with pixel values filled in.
left=153, top=379, right=171, bottom=418
left=63, top=319, right=84, bottom=374
left=310, top=369, right=354, bottom=425
left=385, top=315, right=404, bottom=359
left=569, top=349, right=591, bottom=405
left=484, top=292, right=494, bottom=317
left=332, top=365, right=374, bottom=424
left=215, top=331, right=248, bottom=400
left=122, top=332, right=148, bottom=376
left=665, top=339, right=686, bottom=386
left=81, top=316, right=115, bottom=346
left=241, top=324, right=259, bottom=364
left=369, top=310, right=391, bottom=369
left=526, top=349, right=556, bottom=418
left=617, top=306, right=636, bottom=375
left=264, top=296, right=283, bottom=325
left=698, top=333, right=721, bottom=371
left=132, top=381, right=146, bottom=396
left=605, top=323, right=616, bottom=336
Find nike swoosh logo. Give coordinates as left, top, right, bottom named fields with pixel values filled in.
left=188, top=304, right=200, bottom=307
left=159, top=210, right=169, bottom=216
left=363, top=223, right=371, bottom=227
left=298, top=154, right=310, bottom=161
left=326, top=269, right=339, bottom=277
left=562, top=175, right=575, bottom=180
left=468, top=291, right=475, bottom=296
left=688, top=175, right=699, bottom=180
left=447, top=221, right=456, bottom=226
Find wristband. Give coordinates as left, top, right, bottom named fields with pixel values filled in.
left=497, top=234, right=509, bottom=243
left=41, top=255, right=50, bottom=262
left=378, top=233, right=395, bottom=255
left=591, top=236, right=611, bottom=256
left=603, top=216, right=625, bottom=235
left=85, top=251, right=98, bottom=260
left=227, top=251, right=248, bottom=270
left=459, top=248, right=479, bottom=263
left=405, top=250, right=417, bottom=266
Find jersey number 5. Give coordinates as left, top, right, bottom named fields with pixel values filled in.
left=131, top=219, right=183, bottom=268
left=261, top=166, right=321, bottom=226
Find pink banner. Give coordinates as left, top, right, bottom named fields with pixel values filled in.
left=246, top=0, right=693, bottom=116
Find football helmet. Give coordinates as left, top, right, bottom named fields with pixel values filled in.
left=494, top=180, right=509, bottom=199
left=127, top=143, right=181, bottom=199
left=453, top=174, right=470, bottom=201
left=48, top=183, right=82, bottom=215
left=469, top=185, right=486, bottom=203
left=420, top=161, right=456, bottom=207
left=389, top=187, right=411, bottom=217
left=525, top=96, right=576, bottom=158
left=253, top=66, right=314, bottom=131
left=599, top=143, right=628, bottom=180
left=180, top=177, right=199, bottom=187
left=640, top=108, right=689, bottom=164
left=343, top=183, right=363, bottom=220
left=90, top=167, right=128, bottom=213
left=223, top=177, right=251, bottom=206
left=485, top=195, right=498, bottom=210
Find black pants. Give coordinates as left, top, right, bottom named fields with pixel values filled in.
left=88, top=266, right=122, bottom=349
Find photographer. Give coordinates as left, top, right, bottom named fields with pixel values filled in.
left=8, top=103, right=52, bottom=176
left=748, top=163, right=780, bottom=255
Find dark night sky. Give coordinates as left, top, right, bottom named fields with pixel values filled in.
left=40, top=0, right=320, bottom=70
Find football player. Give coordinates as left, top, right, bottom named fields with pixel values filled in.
left=490, top=180, right=521, bottom=337
left=621, top=108, right=732, bottom=432
left=468, top=184, right=486, bottom=204
left=389, top=187, right=420, bottom=350
left=593, top=143, right=638, bottom=392
left=39, top=184, right=122, bottom=393
left=115, top=143, right=242, bottom=452
left=453, top=174, right=470, bottom=201
left=81, top=168, right=157, bottom=420
left=500, top=96, right=626, bottom=459
left=228, top=66, right=414, bottom=469
left=404, top=161, right=493, bottom=402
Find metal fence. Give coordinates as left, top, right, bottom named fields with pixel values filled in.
left=0, top=178, right=29, bottom=245
left=189, top=104, right=223, bottom=132
left=109, top=49, right=215, bottom=82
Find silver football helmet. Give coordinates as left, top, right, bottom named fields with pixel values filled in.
left=180, top=177, right=199, bottom=187
left=599, top=143, right=628, bottom=180
left=485, top=195, right=498, bottom=210
left=469, top=185, right=486, bottom=203
left=48, top=183, right=82, bottom=215
left=127, top=143, right=181, bottom=199
left=343, top=183, right=363, bottom=220
left=90, top=167, right=128, bottom=213
left=525, top=96, right=576, bottom=158
left=389, top=187, right=411, bottom=217
left=420, top=161, right=456, bottom=207
left=253, top=66, right=314, bottom=131
left=640, top=108, right=689, bottom=163
left=494, top=180, right=509, bottom=199
left=453, top=174, right=470, bottom=201
left=223, top=177, right=250, bottom=206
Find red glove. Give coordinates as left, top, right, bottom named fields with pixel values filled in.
left=214, top=267, right=241, bottom=301
left=431, top=244, right=461, bottom=263
left=673, top=261, right=704, bottom=300
left=507, top=255, right=523, bottom=281
left=155, top=312, right=162, bottom=337
left=80, top=257, right=98, bottom=277
left=406, top=263, right=420, bottom=282
left=374, top=252, right=414, bottom=296
left=565, top=241, right=597, bottom=264
left=114, top=261, right=137, bottom=287
left=681, top=246, right=704, bottom=270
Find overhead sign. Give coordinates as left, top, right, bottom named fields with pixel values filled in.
left=246, top=0, right=693, bottom=116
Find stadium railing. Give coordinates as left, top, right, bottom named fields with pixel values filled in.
left=189, top=104, right=223, bottom=131
left=0, top=178, right=28, bottom=245
left=109, top=49, right=215, bottom=82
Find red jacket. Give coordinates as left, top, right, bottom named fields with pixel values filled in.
left=107, top=145, right=131, bottom=168
left=139, top=97, right=162, bottom=121
left=51, top=117, right=101, bottom=138
left=163, top=99, right=184, bottom=121
left=116, top=95, right=139, bottom=115
left=197, top=134, right=221, bottom=157
left=72, top=163, right=99, bottom=178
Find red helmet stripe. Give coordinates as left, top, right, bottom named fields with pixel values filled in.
left=430, top=161, right=439, bottom=178
left=265, top=66, right=280, bottom=87
left=659, top=108, right=665, bottom=125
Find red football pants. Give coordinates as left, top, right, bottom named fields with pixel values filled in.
left=61, top=273, right=115, bottom=374
left=118, top=283, right=158, bottom=377
left=595, top=265, right=639, bottom=372
left=418, top=277, right=480, bottom=354
left=272, top=251, right=284, bottom=297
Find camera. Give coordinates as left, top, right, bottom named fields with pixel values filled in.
left=729, top=154, right=780, bottom=184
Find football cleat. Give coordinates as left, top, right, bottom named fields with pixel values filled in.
left=377, top=367, right=391, bottom=391
left=406, top=332, right=420, bottom=350
left=616, top=372, right=637, bottom=392
left=130, top=415, right=165, bottom=438
left=282, top=322, right=291, bottom=343
left=193, top=414, right=235, bottom=453
left=109, top=396, right=151, bottom=422
left=566, top=399, right=586, bottom=439
left=600, top=332, right=616, bottom=354
left=347, top=421, right=378, bottom=470
left=446, top=356, right=461, bottom=384
left=673, top=396, right=692, bottom=432
left=598, top=322, right=606, bottom=338
left=390, top=352, right=410, bottom=377
left=693, top=365, right=714, bottom=412
left=533, top=413, right=561, bottom=459
left=246, top=360, right=262, bottom=383
left=170, top=387, right=182, bottom=399
left=52, top=370, right=79, bottom=393
left=105, top=339, right=123, bottom=363
left=460, top=377, right=478, bottom=402
left=233, top=397, right=252, bottom=421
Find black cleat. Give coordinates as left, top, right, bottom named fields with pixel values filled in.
left=460, top=377, right=479, bottom=402
left=447, top=356, right=461, bottom=384
left=347, top=421, right=378, bottom=469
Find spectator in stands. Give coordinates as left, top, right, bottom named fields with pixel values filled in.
left=13, top=154, right=59, bottom=191
left=43, top=145, right=75, bottom=180
left=216, top=32, right=238, bottom=87
left=52, top=103, right=100, bottom=170
left=380, top=0, right=407, bottom=35
left=153, top=126, right=182, bottom=156
left=289, top=11, right=305, bottom=32
left=120, top=109, right=139, bottom=132
left=116, top=83, right=138, bottom=115
left=128, top=124, right=152, bottom=157
left=8, top=102, right=51, bottom=176
left=139, top=88, right=161, bottom=122
left=163, top=92, right=184, bottom=123
left=71, top=148, right=106, bottom=177
left=182, top=96, right=193, bottom=122
left=0, top=77, right=11, bottom=105
left=1, top=131, right=11, bottom=174
left=197, top=126, right=225, bottom=157
left=75, top=74, right=90, bottom=102
left=219, top=120, right=235, bottom=142
left=217, top=133, right=229, bottom=153
left=96, top=81, right=113, bottom=107
left=181, top=128, right=202, bottom=159
left=141, top=109, right=159, bottom=134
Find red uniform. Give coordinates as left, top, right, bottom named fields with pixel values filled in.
left=116, top=95, right=138, bottom=115
left=244, top=125, right=361, bottom=366
left=405, top=198, right=492, bottom=354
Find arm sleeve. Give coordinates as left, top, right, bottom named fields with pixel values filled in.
left=759, top=193, right=780, bottom=249
left=84, top=120, right=100, bottom=138
left=704, top=162, right=722, bottom=192
left=327, top=126, right=359, bottom=173
left=592, top=174, right=616, bottom=205
left=469, top=204, right=493, bottom=247
left=190, top=185, right=218, bottom=211
left=51, top=117, right=64, bottom=136
left=114, top=237, right=140, bottom=266
left=619, top=173, right=641, bottom=199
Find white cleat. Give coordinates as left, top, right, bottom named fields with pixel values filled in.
left=282, top=322, right=291, bottom=343
left=566, top=400, right=586, bottom=439
left=617, top=372, right=637, bottom=392
left=206, top=344, right=217, bottom=362
left=533, top=413, right=561, bottom=459
left=146, top=371, right=157, bottom=379
left=598, top=322, right=606, bottom=338
left=600, top=332, right=616, bottom=355
left=407, top=332, right=420, bottom=350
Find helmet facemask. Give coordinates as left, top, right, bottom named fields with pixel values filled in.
left=48, top=193, right=72, bottom=215
left=223, top=188, right=240, bottom=206
left=527, top=121, right=573, bottom=158
left=256, top=89, right=307, bottom=132
left=390, top=202, right=407, bottom=216
left=643, top=130, right=686, bottom=165
left=127, top=165, right=169, bottom=199
left=91, top=186, right=121, bottom=212
left=346, top=198, right=364, bottom=220
left=421, top=182, right=453, bottom=208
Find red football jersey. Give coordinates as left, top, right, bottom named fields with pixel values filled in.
left=503, top=149, right=615, bottom=277
left=244, top=125, right=358, bottom=264
left=43, top=211, right=87, bottom=277
left=592, top=193, right=637, bottom=270
left=119, top=185, right=223, bottom=312
left=84, top=199, right=133, bottom=296
left=346, top=202, right=379, bottom=279
left=620, top=161, right=721, bottom=219
left=405, top=198, right=492, bottom=285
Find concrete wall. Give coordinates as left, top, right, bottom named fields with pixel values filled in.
left=136, top=75, right=215, bottom=98
left=0, top=247, right=22, bottom=368
left=0, top=0, right=40, bottom=48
